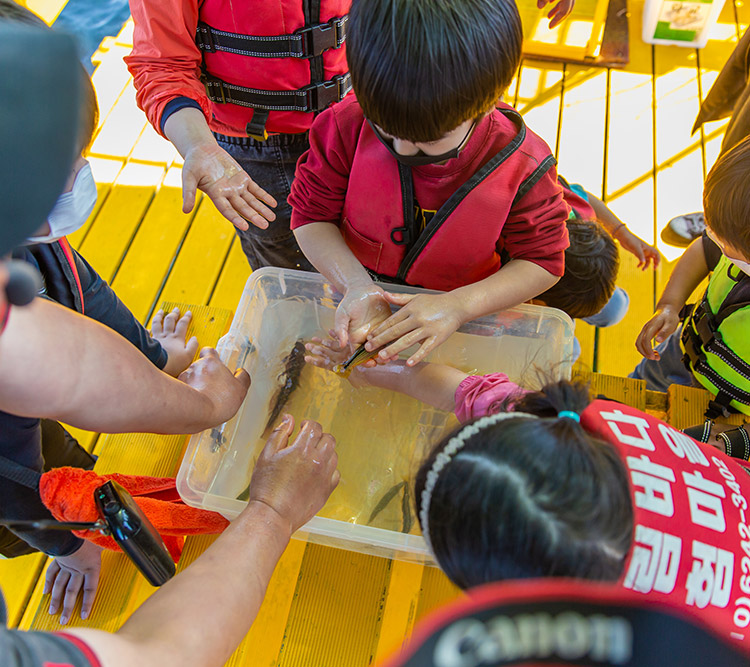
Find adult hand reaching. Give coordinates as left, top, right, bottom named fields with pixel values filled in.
left=247, top=415, right=339, bottom=533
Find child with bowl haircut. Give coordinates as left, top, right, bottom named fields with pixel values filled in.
left=289, top=0, right=569, bottom=367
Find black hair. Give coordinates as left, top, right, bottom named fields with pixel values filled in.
left=414, top=380, right=633, bottom=590
left=0, top=0, right=98, bottom=155
left=539, top=219, right=619, bottom=319
left=704, top=134, right=750, bottom=259
left=346, top=0, right=522, bottom=142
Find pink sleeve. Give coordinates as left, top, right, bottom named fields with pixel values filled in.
left=289, top=100, right=359, bottom=228
left=454, top=373, right=529, bottom=423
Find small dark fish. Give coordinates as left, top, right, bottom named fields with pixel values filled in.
left=264, top=340, right=307, bottom=431
left=332, top=343, right=380, bottom=378
left=368, top=480, right=413, bottom=533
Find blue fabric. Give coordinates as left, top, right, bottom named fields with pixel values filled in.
left=568, top=182, right=589, bottom=202
left=214, top=132, right=316, bottom=270
left=160, top=96, right=203, bottom=135
left=629, top=326, right=695, bottom=392
left=583, top=287, right=630, bottom=328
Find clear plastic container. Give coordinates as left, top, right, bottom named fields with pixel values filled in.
left=642, top=0, right=726, bottom=48
left=176, top=268, right=575, bottom=564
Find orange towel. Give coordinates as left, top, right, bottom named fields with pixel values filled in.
left=39, top=467, right=230, bottom=561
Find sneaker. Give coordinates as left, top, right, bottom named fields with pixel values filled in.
left=660, top=212, right=706, bottom=248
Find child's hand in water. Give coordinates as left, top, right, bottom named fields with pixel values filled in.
left=335, top=283, right=392, bottom=348
left=151, top=307, right=199, bottom=376
left=365, top=292, right=465, bottom=366
left=304, top=336, right=373, bottom=388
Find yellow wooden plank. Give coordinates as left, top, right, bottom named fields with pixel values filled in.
left=61, top=424, right=99, bottom=453
left=667, top=383, right=746, bottom=430
left=225, top=539, right=307, bottom=667
left=158, top=198, right=234, bottom=307
left=89, top=85, right=148, bottom=160
left=517, top=60, right=564, bottom=154
left=587, top=372, right=647, bottom=410
left=90, top=44, right=133, bottom=130
left=413, top=565, right=462, bottom=624
left=373, top=560, right=425, bottom=664
left=21, top=0, right=66, bottom=24
left=0, top=554, right=45, bottom=628
left=573, top=320, right=596, bottom=372
left=109, top=168, right=195, bottom=323
left=156, top=302, right=233, bottom=359
left=130, top=123, right=180, bottom=166
left=277, top=544, right=389, bottom=666
left=78, top=163, right=165, bottom=283
left=209, top=237, right=252, bottom=311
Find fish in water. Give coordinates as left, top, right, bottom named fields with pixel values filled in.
left=264, top=340, right=307, bottom=432
left=332, top=343, right=380, bottom=378
left=368, top=480, right=413, bottom=533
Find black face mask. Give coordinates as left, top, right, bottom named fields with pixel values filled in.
left=368, top=120, right=475, bottom=167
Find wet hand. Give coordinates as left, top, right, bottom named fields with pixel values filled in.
left=635, top=306, right=680, bottom=360
left=537, top=0, right=575, bottom=28
left=334, top=284, right=392, bottom=348
left=178, top=347, right=251, bottom=426
left=181, top=141, right=277, bottom=231
left=248, top=415, right=339, bottom=533
left=44, top=540, right=103, bottom=625
left=152, top=307, right=199, bottom=377
left=365, top=292, right=465, bottom=367
left=617, top=229, right=661, bottom=270
left=304, top=335, right=372, bottom=388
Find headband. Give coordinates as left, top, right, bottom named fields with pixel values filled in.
left=419, top=411, right=539, bottom=555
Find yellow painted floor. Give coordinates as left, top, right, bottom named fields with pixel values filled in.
left=2, top=1, right=749, bottom=664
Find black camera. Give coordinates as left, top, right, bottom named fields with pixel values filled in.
left=3, top=480, right=175, bottom=587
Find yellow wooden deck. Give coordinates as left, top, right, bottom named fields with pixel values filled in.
left=2, top=1, right=749, bottom=664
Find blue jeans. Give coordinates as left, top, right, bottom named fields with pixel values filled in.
left=214, top=132, right=315, bottom=272
left=629, top=325, right=695, bottom=392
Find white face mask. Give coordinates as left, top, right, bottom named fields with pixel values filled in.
left=27, top=162, right=97, bottom=244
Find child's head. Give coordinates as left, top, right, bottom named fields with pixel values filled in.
left=347, top=0, right=522, bottom=143
left=704, top=135, right=750, bottom=262
left=537, top=219, right=619, bottom=319
left=415, top=380, right=633, bottom=590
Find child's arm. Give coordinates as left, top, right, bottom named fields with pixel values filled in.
left=635, top=238, right=709, bottom=360
left=586, top=193, right=661, bottom=270
left=293, top=222, right=392, bottom=347
left=304, top=336, right=467, bottom=411
left=364, top=259, right=559, bottom=366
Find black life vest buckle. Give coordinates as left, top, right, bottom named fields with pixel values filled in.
left=390, top=226, right=410, bottom=246
left=246, top=109, right=270, bottom=141
left=196, top=22, right=217, bottom=53
left=302, top=73, right=352, bottom=112
left=203, top=75, right=227, bottom=105
left=296, top=16, right=348, bottom=58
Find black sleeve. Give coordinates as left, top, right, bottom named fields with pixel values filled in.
left=73, top=250, right=168, bottom=369
left=0, top=411, right=83, bottom=557
left=701, top=231, right=723, bottom=271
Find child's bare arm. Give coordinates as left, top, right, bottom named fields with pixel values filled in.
left=635, top=238, right=709, bottom=359
left=586, top=192, right=660, bottom=270
left=293, top=222, right=392, bottom=346
left=365, top=259, right=559, bottom=366
left=305, top=336, right=466, bottom=411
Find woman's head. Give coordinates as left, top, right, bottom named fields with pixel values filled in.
left=415, top=380, right=633, bottom=590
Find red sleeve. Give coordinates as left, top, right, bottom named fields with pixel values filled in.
left=124, top=0, right=210, bottom=136
left=501, top=158, right=569, bottom=277
left=289, top=99, right=359, bottom=229
left=454, top=373, right=529, bottom=423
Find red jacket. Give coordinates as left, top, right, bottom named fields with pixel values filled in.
left=125, top=0, right=349, bottom=137
left=289, top=96, right=569, bottom=291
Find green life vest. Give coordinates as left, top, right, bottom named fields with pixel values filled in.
left=680, top=254, right=750, bottom=418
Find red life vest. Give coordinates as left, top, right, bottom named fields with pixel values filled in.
left=340, top=104, right=560, bottom=291
left=582, top=399, right=750, bottom=646
left=197, top=0, right=351, bottom=137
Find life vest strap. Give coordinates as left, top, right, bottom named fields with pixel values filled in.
left=203, top=71, right=352, bottom=114
left=196, top=16, right=348, bottom=59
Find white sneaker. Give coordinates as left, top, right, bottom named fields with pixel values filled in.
left=660, top=212, right=705, bottom=247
